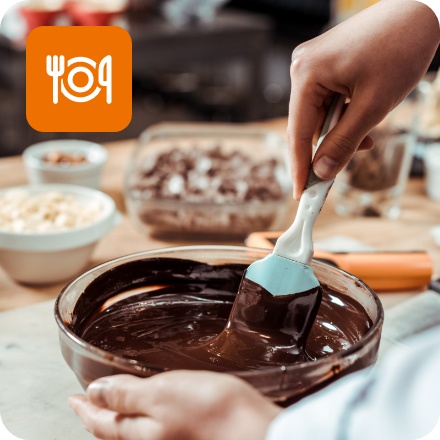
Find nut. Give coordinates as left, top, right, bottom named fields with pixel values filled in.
left=0, top=189, right=103, bottom=232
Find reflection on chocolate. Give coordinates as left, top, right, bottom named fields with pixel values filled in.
left=71, top=258, right=372, bottom=374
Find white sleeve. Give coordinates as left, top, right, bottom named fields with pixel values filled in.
left=416, top=0, right=440, bottom=26
left=265, top=326, right=440, bottom=440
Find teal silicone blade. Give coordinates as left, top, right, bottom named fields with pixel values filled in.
left=244, top=254, right=319, bottom=296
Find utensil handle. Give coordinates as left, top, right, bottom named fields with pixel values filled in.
left=316, top=250, right=432, bottom=291
left=274, top=94, right=345, bottom=265
left=300, top=93, right=346, bottom=221
left=305, top=94, right=346, bottom=189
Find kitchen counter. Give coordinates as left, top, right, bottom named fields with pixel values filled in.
left=1, top=118, right=440, bottom=439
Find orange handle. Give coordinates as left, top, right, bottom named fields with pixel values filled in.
left=314, top=250, right=432, bottom=292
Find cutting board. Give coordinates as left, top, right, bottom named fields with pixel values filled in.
left=0, top=300, right=94, bottom=440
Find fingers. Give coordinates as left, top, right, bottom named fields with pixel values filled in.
left=84, top=371, right=243, bottom=421
left=85, top=373, right=186, bottom=419
left=357, top=135, right=374, bottom=151
left=288, top=90, right=377, bottom=198
left=69, top=372, right=280, bottom=440
left=312, top=97, right=382, bottom=180
left=287, top=84, right=327, bottom=199
left=86, top=375, right=156, bottom=416
left=69, top=394, right=163, bottom=440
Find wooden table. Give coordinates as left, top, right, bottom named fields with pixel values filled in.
left=1, top=119, right=440, bottom=312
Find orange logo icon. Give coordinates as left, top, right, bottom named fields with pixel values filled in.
left=26, top=26, right=132, bottom=132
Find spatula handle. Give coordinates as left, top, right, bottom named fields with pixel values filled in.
left=305, top=94, right=346, bottom=189
left=273, top=94, right=345, bottom=265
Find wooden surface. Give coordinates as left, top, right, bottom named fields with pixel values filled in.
left=1, top=118, right=440, bottom=312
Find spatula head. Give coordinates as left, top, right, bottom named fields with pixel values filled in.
left=244, top=253, right=320, bottom=296
left=175, top=255, right=323, bottom=368
left=202, top=273, right=322, bottom=367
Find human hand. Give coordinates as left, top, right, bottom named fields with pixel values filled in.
left=288, top=0, right=440, bottom=199
left=68, top=371, right=281, bottom=440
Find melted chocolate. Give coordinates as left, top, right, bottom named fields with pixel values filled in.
left=192, top=277, right=322, bottom=369
left=71, top=258, right=372, bottom=373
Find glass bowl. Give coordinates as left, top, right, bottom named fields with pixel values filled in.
left=124, top=124, right=292, bottom=239
left=55, top=245, right=384, bottom=404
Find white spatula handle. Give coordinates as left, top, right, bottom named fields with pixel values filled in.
left=274, top=94, right=346, bottom=265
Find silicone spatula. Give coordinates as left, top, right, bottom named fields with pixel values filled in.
left=201, top=94, right=348, bottom=366
left=243, top=94, right=346, bottom=296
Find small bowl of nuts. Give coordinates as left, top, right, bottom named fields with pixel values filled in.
left=124, top=123, right=292, bottom=239
left=22, top=140, right=108, bottom=189
left=0, top=184, right=119, bottom=285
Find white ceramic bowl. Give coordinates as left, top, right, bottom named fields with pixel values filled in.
left=0, top=184, right=119, bottom=285
left=22, top=140, right=108, bottom=189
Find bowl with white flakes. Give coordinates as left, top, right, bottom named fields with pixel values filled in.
left=0, top=184, right=119, bottom=285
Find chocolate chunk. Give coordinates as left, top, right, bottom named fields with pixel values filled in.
left=128, top=143, right=288, bottom=235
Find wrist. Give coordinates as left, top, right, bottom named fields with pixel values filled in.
left=416, top=0, right=440, bottom=27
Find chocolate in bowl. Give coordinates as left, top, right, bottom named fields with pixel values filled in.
left=55, top=246, right=383, bottom=404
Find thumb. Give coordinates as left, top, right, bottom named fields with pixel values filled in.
left=87, top=375, right=152, bottom=415
left=313, top=98, right=382, bottom=180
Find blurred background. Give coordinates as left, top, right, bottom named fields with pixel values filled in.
left=0, top=0, right=439, bottom=157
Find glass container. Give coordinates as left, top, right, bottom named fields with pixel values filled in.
left=55, top=245, right=384, bottom=404
left=124, top=124, right=292, bottom=239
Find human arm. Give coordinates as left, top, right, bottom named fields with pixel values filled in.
left=289, top=0, right=440, bottom=199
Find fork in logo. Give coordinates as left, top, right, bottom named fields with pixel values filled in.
left=46, top=55, right=65, bottom=104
